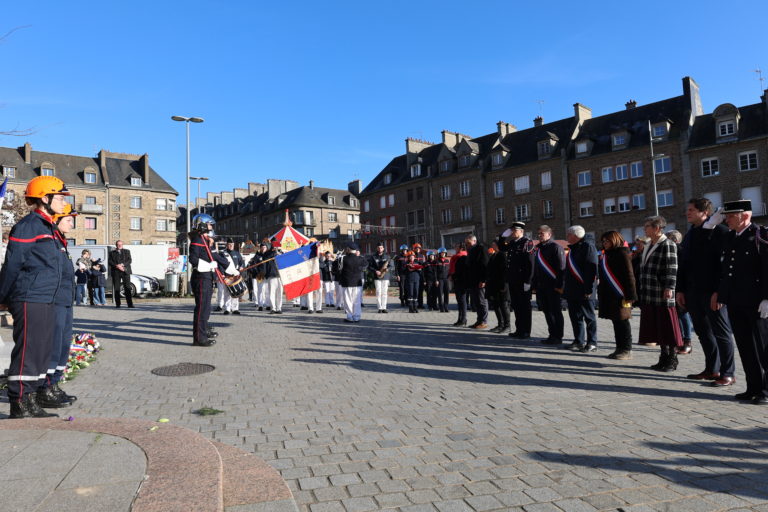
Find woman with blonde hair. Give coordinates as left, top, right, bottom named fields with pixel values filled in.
left=598, top=231, right=637, bottom=360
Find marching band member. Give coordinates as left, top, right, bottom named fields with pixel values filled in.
left=368, top=242, right=391, bottom=313
left=189, top=213, right=228, bottom=346
left=221, top=238, right=244, bottom=315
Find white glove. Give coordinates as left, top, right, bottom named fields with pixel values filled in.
left=759, top=300, right=768, bottom=319
left=523, top=283, right=531, bottom=292
left=502, top=228, right=513, bottom=238
left=703, top=207, right=725, bottom=229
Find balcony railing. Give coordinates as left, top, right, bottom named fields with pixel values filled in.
left=79, top=203, right=103, bottom=214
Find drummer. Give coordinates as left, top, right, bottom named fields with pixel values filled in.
left=221, top=238, right=245, bottom=315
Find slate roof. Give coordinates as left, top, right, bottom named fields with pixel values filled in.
left=688, top=101, right=768, bottom=149
left=499, top=117, right=576, bottom=167
left=0, top=145, right=177, bottom=194
left=263, top=185, right=358, bottom=213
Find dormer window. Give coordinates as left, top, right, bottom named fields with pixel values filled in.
left=459, top=155, right=471, bottom=167
left=538, top=142, right=552, bottom=156
left=350, top=198, right=358, bottom=208
left=718, top=121, right=735, bottom=136
left=612, top=134, right=626, bottom=147
left=440, top=160, right=452, bottom=172
left=410, top=163, right=422, bottom=177
left=383, top=173, right=392, bottom=185
left=492, top=153, right=504, bottom=166
left=131, top=176, right=143, bottom=187
left=85, top=171, right=97, bottom=184
left=652, top=124, right=667, bottom=138
left=327, top=195, right=336, bottom=205
left=576, top=142, right=588, bottom=154
left=2, top=166, right=15, bottom=178
left=41, top=166, right=54, bottom=176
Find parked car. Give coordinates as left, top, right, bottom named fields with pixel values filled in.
left=107, top=274, right=161, bottom=298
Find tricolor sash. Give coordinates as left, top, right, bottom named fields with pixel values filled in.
left=600, top=255, right=625, bottom=298
left=566, top=251, right=584, bottom=284
left=536, top=249, right=557, bottom=280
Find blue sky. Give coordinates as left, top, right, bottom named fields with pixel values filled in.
left=2, top=1, right=767, bottom=204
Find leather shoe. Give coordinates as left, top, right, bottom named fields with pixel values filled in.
left=193, top=338, right=216, bottom=347
left=687, top=371, right=720, bottom=380
left=542, top=338, right=562, bottom=345
left=712, top=376, right=736, bottom=387
left=753, top=396, right=768, bottom=405
left=473, top=323, right=488, bottom=330
left=734, top=391, right=754, bottom=400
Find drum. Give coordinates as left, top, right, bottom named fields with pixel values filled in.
left=223, top=275, right=247, bottom=298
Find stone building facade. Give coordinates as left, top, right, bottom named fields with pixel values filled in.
left=0, top=143, right=178, bottom=245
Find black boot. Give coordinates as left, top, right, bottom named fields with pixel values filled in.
left=52, top=382, right=77, bottom=403
left=650, top=351, right=667, bottom=371
left=10, top=394, right=59, bottom=418
left=36, top=387, right=72, bottom=408
left=661, top=352, right=679, bottom=372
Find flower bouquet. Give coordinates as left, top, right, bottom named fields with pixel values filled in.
left=62, top=332, right=102, bottom=382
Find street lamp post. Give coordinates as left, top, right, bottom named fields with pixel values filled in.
left=171, top=115, right=204, bottom=289
left=648, top=120, right=663, bottom=217
left=190, top=176, right=209, bottom=214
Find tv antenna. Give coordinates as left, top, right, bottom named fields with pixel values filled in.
left=755, top=68, right=765, bottom=94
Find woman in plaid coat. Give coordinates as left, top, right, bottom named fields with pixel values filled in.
left=637, top=216, right=683, bottom=371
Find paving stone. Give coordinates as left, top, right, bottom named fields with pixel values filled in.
left=340, top=496, right=377, bottom=512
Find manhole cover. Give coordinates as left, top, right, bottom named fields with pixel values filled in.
left=151, top=362, right=215, bottom=377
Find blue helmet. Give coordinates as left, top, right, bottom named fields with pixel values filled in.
left=437, top=247, right=447, bottom=253
left=399, top=244, right=408, bottom=251
left=193, top=213, right=216, bottom=231
left=426, top=251, right=435, bottom=257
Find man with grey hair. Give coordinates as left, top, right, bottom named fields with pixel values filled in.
left=563, top=225, right=599, bottom=351
left=533, top=225, right=565, bottom=344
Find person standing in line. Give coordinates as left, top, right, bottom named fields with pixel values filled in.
left=450, top=243, right=469, bottom=326
left=436, top=247, right=451, bottom=312
left=598, top=231, right=637, bottom=360
left=76, top=249, right=94, bottom=305
left=249, top=242, right=269, bottom=310
left=638, top=215, right=683, bottom=372
left=403, top=251, right=423, bottom=313
left=465, top=235, right=489, bottom=329
left=264, top=240, right=283, bottom=314
left=368, top=242, right=391, bottom=313
left=108, top=240, right=134, bottom=308
left=74, top=263, right=89, bottom=306
left=221, top=238, right=244, bottom=315
left=677, top=199, right=735, bottom=385
left=713, top=200, right=768, bottom=404
left=394, top=244, right=409, bottom=307
left=338, top=243, right=367, bottom=322
left=320, top=251, right=336, bottom=307
left=0, top=176, right=71, bottom=417
left=563, top=225, right=599, bottom=353
left=332, top=250, right=345, bottom=310
left=497, top=222, right=535, bottom=340
left=423, top=251, right=439, bottom=311
left=666, top=229, right=695, bottom=355
left=486, top=242, right=511, bottom=334
left=412, top=243, right=427, bottom=309
left=90, top=259, right=107, bottom=306
left=532, top=225, right=566, bottom=345
left=188, top=213, right=228, bottom=347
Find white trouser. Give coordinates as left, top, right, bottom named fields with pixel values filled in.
left=323, top=281, right=335, bottom=305
left=300, top=295, right=308, bottom=308
left=343, top=286, right=362, bottom=321
left=216, top=281, right=226, bottom=307
left=267, top=277, right=283, bottom=311
left=312, top=287, right=322, bottom=312
left=374, top=279, right=389, bottom=310
left=253, top=279, right=268, bottom=306
left=225, top=292, right=239, bottom=312
left=335, top=281, right=343, bottom=308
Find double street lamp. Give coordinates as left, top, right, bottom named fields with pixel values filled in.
left=190, top=176, right=209, bottom=214
left=171, top=115, right=204, bottom=286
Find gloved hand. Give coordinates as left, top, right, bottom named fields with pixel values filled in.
left=523, top=283, right=531, bottom=292
left=703, top=207, right=725, bottom=229
left=502, top=228, right=513, bottom=238
left=759, top=300, right=768, bottom=319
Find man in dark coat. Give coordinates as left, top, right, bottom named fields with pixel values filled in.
left=338, top=242, right=368, bottom=322
left=465, top=235, right=489, bottom=329
left=563, top=225, right=599, bottom=352
left=533, top=225, right=566, bottom=345
left=394, top=245, right=409, bottom=307
left=109, top=240, right=134, bottom=308
left=497, top=222, right=535, bottom=339
left=677, top=198, right=735, bottom=385
left=715, top=200, right=768, bottom=404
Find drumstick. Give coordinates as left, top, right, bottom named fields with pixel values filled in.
left=239, top=256, right=277, bottom=274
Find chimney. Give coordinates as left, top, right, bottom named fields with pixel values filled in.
left=23, top=142, right=32, bottom=164
left=573, top=103, right=593, bottom=125
left=98, top=149, right=109, bottom=185
left=682, top=76, right=703, bottom=117
left=496, top=121, right=517, bottom=137
left=248, top=182, right=266, bottom=195
left=140, top=153, right=150, bottom=187
left=234, top=188, right=248, bottom=199
left=625, top=99, right=637, bottom=110
left=533, top=116, right=544, bottom=127
left=347, top=179, right=361, bottom=196
left=762, top=89, right=768, bottom=109
left=309, top=180, right=314, bottom=189
left=441, top=130, right=459, bottom=148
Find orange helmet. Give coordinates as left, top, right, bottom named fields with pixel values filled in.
left=405, top=250, right=414, bottom=257
left=25, top=176, right=71, bottom=198
left=412, top=242, right=422, bottom=249
left=53, top=203, right=78, bottom=223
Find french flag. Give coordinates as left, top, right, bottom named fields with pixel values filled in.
left=275, top=242, right=321, bottom=300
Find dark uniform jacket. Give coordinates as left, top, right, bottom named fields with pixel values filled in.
left=563, top=239, right=598, bottom=300
left=677, top=223, right=728, bottom=296
left=189, top=233, right=228, bottom=272
left=108, top=247, right=132, bottom=275
left=226, top=249, right=245, bottom=270
left=486, top=251, right=509, bottom=300
left=367, top=253, right=391, bottom=280
left=532, top=239, right=565, bottom=291
left=338, top=254, right=368, bottom=287
left=497, top=235, right=534, bottom=288
left=436, top=257, right=450, bottom=280
left=262, top=248, right=280, bottom=279
left=319, top=258, right=333, bottom=282
left=423, top=259, right=439, bottom=282
left=0, top=210, right=66, bottom=305
left=394, top=252, right=408, bottom=276
left=466, top=243, right=489, bottom=286
left=598, top=247, right=637, bottom=321
left=718, top=224, right=768, bottom=311
left=451, top=253, right=470, bottom=289
left=248, top=252, right=266, bottom=280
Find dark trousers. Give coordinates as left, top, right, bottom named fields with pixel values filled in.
left=417, top=277, right=425, bottom=307
left=192, top=271, right=214, bottom=343
left=7, top=302, right=56, bottom=400
left=491, top=297, right=510, bottom=328
left=398, top=275, right=407, bottom=304
left=686, top=292, right=735, bottom=377
left=428, top=280, right=445, bottom=310
left=567, top=298, right=598, bottom=346
left=537, top=288, right=564, bottom=340
left=440, top=278, right=450, bottom=307
left=470, top=286, right=488, bottom=324
left=727, top=306, right=768, bottom=397
left=612, top=319, right=633, bottom=352
left=112, top=272, right=134, bottom=307
left=510, top=286, right=532, bottom=335
left=455, top=286, right=468, bottom=323
left=46, top=304, right=73, bottom=387
left=406, top=274, right=421, bottom=307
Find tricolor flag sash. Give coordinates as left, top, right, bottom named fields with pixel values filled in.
left=566, top=251, right=584, bottom=284
left=276, top=242, right=321, bottom=300
left=536, top=249, right=557, bottom=280
left=600, top=256, right=625, bottom=298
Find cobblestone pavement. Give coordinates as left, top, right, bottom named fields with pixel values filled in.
left=16, top=298, right=768, bottom=512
